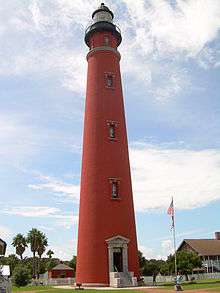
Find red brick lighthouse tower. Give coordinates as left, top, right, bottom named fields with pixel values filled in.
left=76, top=3, right=140, bottom=287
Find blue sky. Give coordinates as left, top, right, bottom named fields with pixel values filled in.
left=0, top=0, right=220, bottom=260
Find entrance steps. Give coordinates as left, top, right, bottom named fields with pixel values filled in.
left=109, top=272, right=138, bottom=288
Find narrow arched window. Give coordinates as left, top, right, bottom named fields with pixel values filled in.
left=107, top=121, right=117, bottom=140
left=109, top=178, right=120, bottom=199
left=107, top=74, right=113, bottom=87
left=105, top=72, right=115, bottom=89
left=109, top=124, right=115, bottom=139
left=112, top=181, right=118, bottom=198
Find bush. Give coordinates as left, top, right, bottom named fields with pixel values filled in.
left=12, top=264, right=31, bottom=287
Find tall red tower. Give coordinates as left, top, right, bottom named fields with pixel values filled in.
left=76, top=3, right=140, bottom=287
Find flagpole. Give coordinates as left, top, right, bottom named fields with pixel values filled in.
left=172, top=200, right=178, bottom=280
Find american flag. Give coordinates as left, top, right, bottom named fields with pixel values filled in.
left=167, top=198, right=175, bottom=229
left=167, top=198, right=174, bottom=216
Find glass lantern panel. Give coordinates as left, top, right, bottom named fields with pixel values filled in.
left=93, top=11, right=112, bottom=23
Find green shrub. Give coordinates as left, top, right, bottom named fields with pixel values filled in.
left=12, top=264, right=31, bottom=287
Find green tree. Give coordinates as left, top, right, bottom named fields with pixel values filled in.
left=37, top=232, right=48, bottom=278
left=0, top=254, right=20, bottom=274
left=68, top=256, right=76, bottom=275
left=12, top=233, right=27, bottom=260
left=26, top=228, right=43, bottom=278
left=46, top=259, right=59, bottom=271
left=160, top=261, right=170, bottom=275
left=167, top=251, right=202, bottom=280
left=12, top=264, right=31, bottom=287
left=138, top=250, right=146, bottom=274
left=142, top=259, right=166, bottom=276
left=37, top=233, right=48, bottom=259
left=46, top=250, right=54, bottom=259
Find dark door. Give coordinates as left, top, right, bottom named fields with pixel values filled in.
left=113, top=248, right=123, bottom=272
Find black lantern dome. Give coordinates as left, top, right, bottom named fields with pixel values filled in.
left=85, top=3, right=122, bottom=47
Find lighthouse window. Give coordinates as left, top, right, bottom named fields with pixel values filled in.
left=109, top=124, right=115, bottom=139
left=109, top=178, right=120, bottom=199
left=106, top=74, right=114, bottom=88
left=107, top=121, right=117, bottom=140
left=112, top=181, right=119, bottom=198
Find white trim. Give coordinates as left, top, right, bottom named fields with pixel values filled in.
left=106, top=235, right=130, bottom=274
left=106, top=235, right=130, bottom=243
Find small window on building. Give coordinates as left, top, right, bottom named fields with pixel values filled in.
left=107, top=74, right=113, bottom=87
left=109, top=124, right=115, bottom=139
left=109, top=178, right=120, bottom=199
left=112, top=181, right=119, bottom=199
left=107, top=121, right=117, bottom=140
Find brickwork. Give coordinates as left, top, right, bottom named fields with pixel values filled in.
left=76, top=4, right=139, bottom=286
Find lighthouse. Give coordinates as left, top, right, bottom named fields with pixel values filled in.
left=76, top=3, right=140, bottom=287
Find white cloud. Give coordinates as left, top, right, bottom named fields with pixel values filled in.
left=0, top=225, right=13, bottom=240
left=139, top=239, right=173, bottom=259
left=38, top=225, right=55, bottom=232
left=54, top=214, right=78, bottom=229
left=148, top=68, right=190, bottom=102
left=29, top=175, right=80, bottom=202
left=139, top=245, right=155, bottom=259
left=0, top=114, right=78, bottom=165
left=50, top=238, right=77, bottom=260
left=161, top=239, right=173, bottom=256
left=197, top=46, right=220, bottom=69
left=0, top=1, right=89, bottom=93
left=3, top=206, right=60, bottom=217
left=3, top=205, right=78, bottom=230
left=0, top=115, right=34, bottom=159
left=122, top=0, right=220, bottom=58
left=130, top=143, right=220, bottom=211
left=119, top=0, right=220, bottom=100
left=0, top=0, right=219, bottom=98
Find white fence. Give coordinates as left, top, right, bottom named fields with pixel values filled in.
left=39, top=278, right=75, bottom=286
left=191, top=273, right=220, bottom=280
left=143, top=273, right=220, bottom=284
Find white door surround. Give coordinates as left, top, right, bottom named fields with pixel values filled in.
left=106, top=235, right=130, bottom=273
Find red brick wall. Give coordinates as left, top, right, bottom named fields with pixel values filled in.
left=76, top=28, right=140, bottom=285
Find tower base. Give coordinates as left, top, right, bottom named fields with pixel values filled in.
left=77, top=283, right=109, bottom=287
left=109, top=272, right=138, bottom=288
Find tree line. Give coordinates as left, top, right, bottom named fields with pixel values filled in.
left=1, top=228, right=202, bottom=287
left=11, top=228, right=53, bottom=278
left=138, top=250, right=202, bottom=280
left=0, top=228, right=76, bottom=286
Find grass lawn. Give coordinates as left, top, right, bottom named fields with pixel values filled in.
left=11, top=279, right=220, bottom=292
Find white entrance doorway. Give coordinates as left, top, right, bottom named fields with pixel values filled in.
left=106, top=235, right=129, bottom=273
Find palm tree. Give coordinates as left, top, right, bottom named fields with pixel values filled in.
left=26, top=228, right=43, bottom=278
left=37, top=233, right=48, bottom=258
left=37, top=232, right=48, bottom=278
left=12, top=234, right=27, bottom=260
left=46, top=250, right=54, bottom=259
